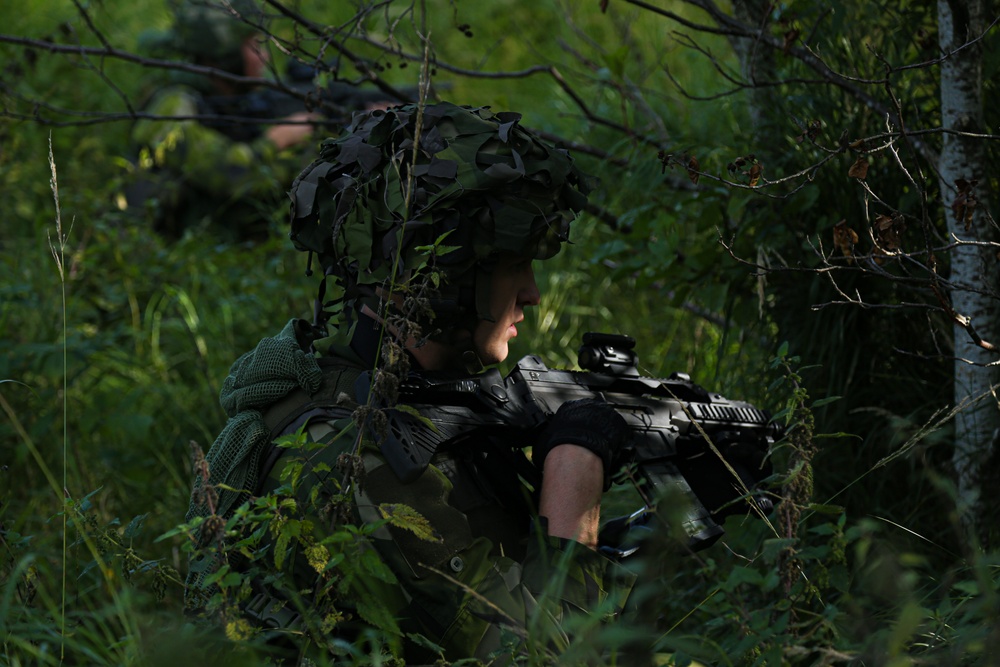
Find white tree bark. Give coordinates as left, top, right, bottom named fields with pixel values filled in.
left=727, top=0, right=777, bottom=138
left=938, top=0, right=1000, bottom=537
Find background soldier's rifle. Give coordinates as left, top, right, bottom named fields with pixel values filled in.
left=359, top=332, right=782, bottom=554
left=201, top=61, right=419, bottom=142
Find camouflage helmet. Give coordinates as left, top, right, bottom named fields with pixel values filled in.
left=289, top=102, right=592, bottom=340
left=154, top=0, right=263, bottom=74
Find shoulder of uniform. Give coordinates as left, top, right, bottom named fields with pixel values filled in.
left=143, top=84, right=201, bottom=116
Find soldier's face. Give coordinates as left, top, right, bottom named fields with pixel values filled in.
left=241, top=35, right=269, bottom=78
left=472, top=254, right=541, bottom=365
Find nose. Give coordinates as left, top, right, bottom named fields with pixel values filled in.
left=519, top=266, right=541, bottom=307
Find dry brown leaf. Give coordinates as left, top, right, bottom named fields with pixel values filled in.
left=795, top=120, right=820, bottom=144
left=848, top=157, right=869, bottom=179
left=833, top=220, right=858, bottom=263
left=687, top=155, right=700, bottom=185
left=952, top=178, right=978, bottom=231
left=875, top=213, right=905, bottom=252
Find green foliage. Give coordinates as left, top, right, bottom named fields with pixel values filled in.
left=3, top=0, right=999, bottom=665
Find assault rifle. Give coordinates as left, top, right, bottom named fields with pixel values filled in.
left=359, top=333, right=781, bottom=553
left=201, top=61, right=418, bottom=142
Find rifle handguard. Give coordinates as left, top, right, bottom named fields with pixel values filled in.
left=533, top=398, right=631, bottom=490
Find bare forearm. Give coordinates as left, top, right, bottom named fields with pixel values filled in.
left=538, top=444, right=604, bottom=549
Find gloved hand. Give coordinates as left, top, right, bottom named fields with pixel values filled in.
left=533, top=398, right=632, bottom=490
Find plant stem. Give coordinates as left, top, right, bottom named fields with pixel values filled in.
left=46, top=133, right=71, bottom=663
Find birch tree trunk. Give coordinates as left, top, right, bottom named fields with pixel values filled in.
left=727, top=0, right=777, bottom=139
left=938, top=0, right=1000, bottom=544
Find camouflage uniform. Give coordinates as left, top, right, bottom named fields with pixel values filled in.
left=224, top=322, right=634, bottom=662
left=186, top=103, right=636, bottom=663
left=127, top=0, right=303, bottom=241
left=129, top=84, right=301, bottom=240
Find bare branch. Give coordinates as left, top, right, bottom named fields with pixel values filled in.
left=68, top=0, right=136, bottom=115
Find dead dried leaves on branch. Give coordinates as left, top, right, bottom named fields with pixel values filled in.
left=657, top=150, right=702, bottom=185
left=847, top=156, right=869, bottom=180
left=728, top=154, right=763, bottom=187
left=656, top=149, right=763, bottom=189
left=832, top=220, right=859, bottom=262
left=833, top=212, right=907, bottom=265
left=953, top=178, right=978, bottom=232
left=874, top=213, right=906, bottom=254
left=833, top=148, right=908, bottom=265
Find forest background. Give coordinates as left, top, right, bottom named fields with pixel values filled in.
left=2, top=0, right=999, bottom=665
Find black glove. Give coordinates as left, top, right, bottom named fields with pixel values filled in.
left=533, top=398, right=632, bottom=490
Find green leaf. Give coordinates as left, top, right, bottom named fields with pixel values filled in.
left=220, top=572, right=244, bottom=589
left=156, top=521, right=197, bottom=542
left=274, top=530, right=292, bottom=570
left=413, top=229, right=456, bottom=254
left=405, top=632, right=445, bottom=655
left=356, top=597, right=401, bottom=637
left=274, top=430, right=308, bottom=449
left=810, top=395, right=842, bottom=408
left=392, top=404, right=439, bottom=433
left=123, top=513, right=148, bottom=541
left=806, top=503, right=845, bottom=515
left=722, top=566, right=763, bottom=591
left=323, top=552, right=346, bottom=572
left=273, top=519, right=303, bottom=570
left=202, top=564, right=231, bottom=587
left=952, top=580, right=979, bottom=596
left=761, top=537, right=798, bottom=563
left=887, top=602, right=927, bottom=655
left=377, top=503, right=441, bottom=543
left=279, top=460, right=305, bottom=485
left=358, top=548, right=398, bottom=585
left=796, top=544, right=831, bottom=561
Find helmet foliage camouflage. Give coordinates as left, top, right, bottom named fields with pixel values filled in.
left=155, top=0, right=262, bottom=73
left=289, top=102, right=591, bottom=337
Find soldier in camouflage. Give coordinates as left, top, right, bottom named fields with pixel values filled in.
left=186, top=102, right=637, bottom=664
left=127, top=0, right=316, bottom=241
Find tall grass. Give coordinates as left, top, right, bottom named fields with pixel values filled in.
left=0, top=141, right=311, bottom=664
left=47, top=132, right=71, bottom=663
left=2, top=1, right=999, bottom=665
left=5, top=151, right=994, bottom=665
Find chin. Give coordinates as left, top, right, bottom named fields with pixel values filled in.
left=479, top=345, right=507, bottom=367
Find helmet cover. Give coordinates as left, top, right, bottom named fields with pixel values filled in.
left=155, top=0, right=263, bottom=72
left=289, top=102, right=592, bottom=337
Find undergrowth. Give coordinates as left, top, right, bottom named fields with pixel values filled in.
left=3, top=174, right=999, bottom=666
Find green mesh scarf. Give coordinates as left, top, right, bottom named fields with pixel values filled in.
left=184, top=318, right=322, bottom=605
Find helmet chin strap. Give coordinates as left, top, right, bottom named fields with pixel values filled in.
left=461, top=348, right=486, bottom=375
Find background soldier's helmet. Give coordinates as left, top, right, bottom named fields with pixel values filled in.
left=288, top=102, right=592, bottom=341
left=145, top=0, right=263, bottom=75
